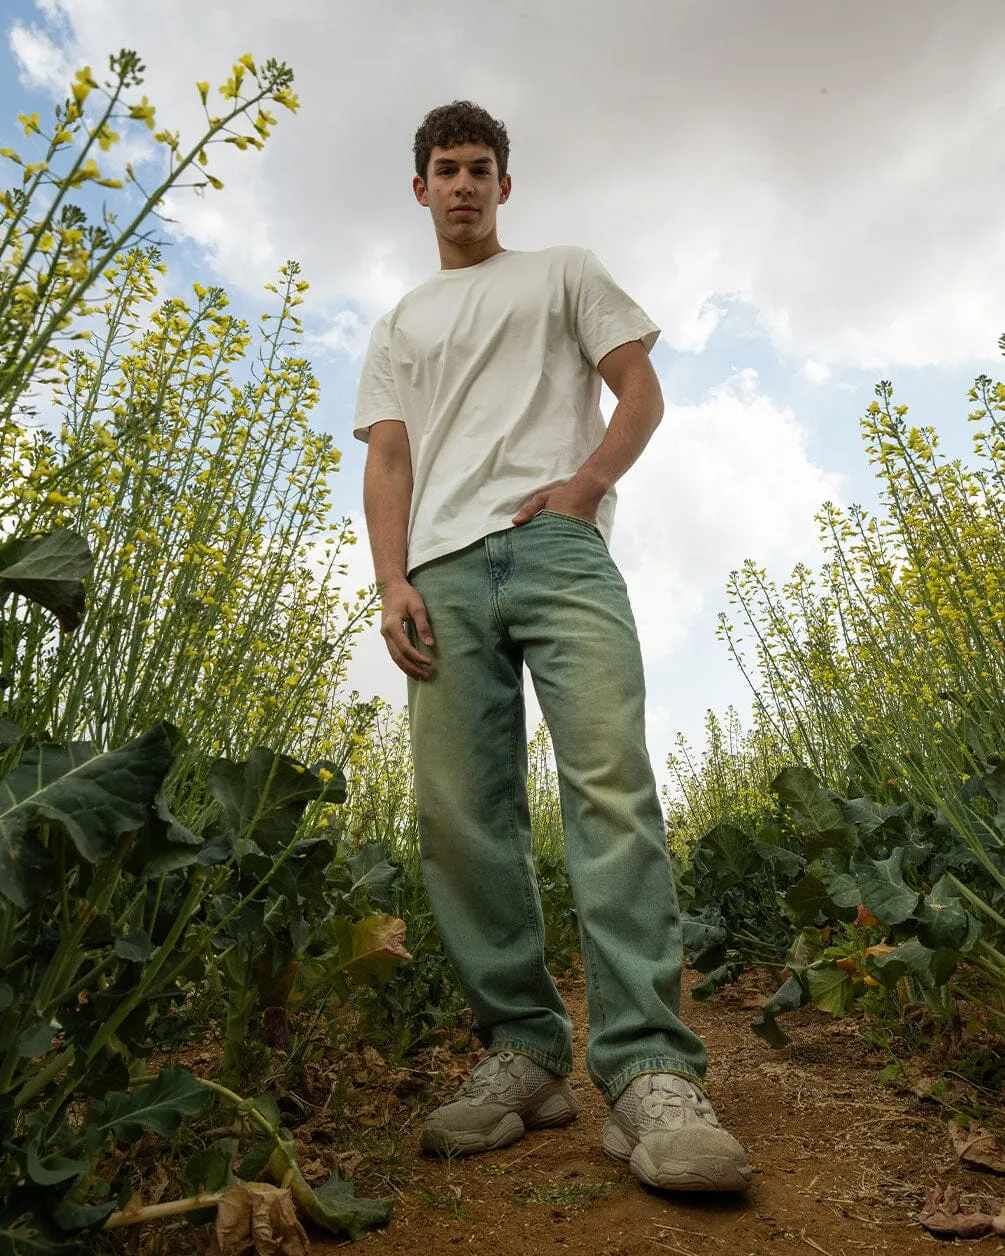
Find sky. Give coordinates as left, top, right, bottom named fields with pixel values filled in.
left=4, top=0, right=1005, bottom=791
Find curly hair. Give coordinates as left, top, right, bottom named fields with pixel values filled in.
left=413, top=100, right=510, bottom=181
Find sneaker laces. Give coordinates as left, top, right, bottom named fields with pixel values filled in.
left=620, top=1074, right=721, bottom=1130
left=456, top=1051, right=523, bottom=1102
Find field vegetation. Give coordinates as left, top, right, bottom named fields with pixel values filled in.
left=0, top=45, right=1002, bottom=1256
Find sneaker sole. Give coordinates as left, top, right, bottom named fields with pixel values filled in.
left=602, top=1116, right=753, bottom=1193
left=420, top=1085, right=579, bottom=1158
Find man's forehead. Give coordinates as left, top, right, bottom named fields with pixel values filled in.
left=430, top=143, right=497, bottom=167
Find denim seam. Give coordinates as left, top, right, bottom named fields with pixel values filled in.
left=600, top=1057, right=706, bottom=1105
left=487, top=1040, right=572, bottom=1078
left=537, top=509, right=603, bottom=540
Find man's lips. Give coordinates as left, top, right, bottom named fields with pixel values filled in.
left=450, top=207, right=478, bottom=215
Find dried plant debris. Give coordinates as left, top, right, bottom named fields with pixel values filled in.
left=949, top=1120, right=1005, bottom=1175
left=918, top=1183, right=1005, bottom=1239
left=207, top=1182, right=311, bottom=1255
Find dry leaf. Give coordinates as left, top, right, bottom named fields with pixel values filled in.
left=950, top=1120, right=1005, bottom=1175
left=918, top=1184, right=1005, bottom=1238
left=208, top=1182, right=310, bottom=1255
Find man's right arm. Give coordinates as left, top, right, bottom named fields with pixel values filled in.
left=363, top=420, right=435, bottom=680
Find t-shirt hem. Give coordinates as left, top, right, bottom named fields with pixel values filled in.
left=406, top=514, right=614, bottom=575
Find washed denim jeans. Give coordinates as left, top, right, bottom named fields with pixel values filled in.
left=406, top=510, right=707, bottom=1102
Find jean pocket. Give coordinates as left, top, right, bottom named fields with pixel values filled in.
left=538, top=509, right=603, bottom=539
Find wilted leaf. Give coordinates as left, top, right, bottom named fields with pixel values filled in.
left=298, top=913, right=412, bottom=997
left=806, top=961, right=854, bottom=1016
left=0, top=528, right=93, bottom=632
left=266, top=1143, right=392, bottom=1240
left=208, top=1181, right=310, bottom=1255
left=864, top=936, right=957, bottom=990
left=950, top=1121, right=1005, bottom=1174
left=918, top=1183, right=1005, bottom=1238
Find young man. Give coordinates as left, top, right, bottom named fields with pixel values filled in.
left=353, top=101, right=752, bottom=1194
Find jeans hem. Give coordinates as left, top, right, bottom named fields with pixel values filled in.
left=600, top=1057, right=707, bottom=1105
left=487, top=1040, right=573, bottom=1079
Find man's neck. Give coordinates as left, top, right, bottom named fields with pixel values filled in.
left=437, top=234, right=507, bottom=271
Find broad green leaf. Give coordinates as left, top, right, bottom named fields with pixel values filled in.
left=838, top=796, right=905, bottom=835
left=50, top=1195, right=117, bottom=1233
left=806, top=962, right=854, bottom=1016
left=26, top=1142, right=89, bottom=1187
left=184, top=1136, right=238, bottom=1196
left=0, top=717, right=21, bottom=750
left=818, top=861, right=861, bottom=912
left=913, top=875, right=981, bottom=952
left=15, top=1022, right=53, bottom=1058
left=752, top=839, right=805, bottom=880
left=852, top=847, right=919, bottom=925
left=691, top=823, right=760, bottom=892
left=207, top=748, right=320, bottom=853
left=125, top=790, right=203, bottom=878
left=0, top=528, right=93, bottom=633
left=0, top=724, right=173, bottom=906
left=802, top=825, right=858, bottom=858
left=347, top=843, right=399, bottom=906
left=95, top=1068, right=208, bottom=1141
left=782, top=871, right=848, bottom=926
left=864, top=937, right=958, bottom=990
left=113, top=930, right=151, bottom=963
left=751, top=975, right=806, bottom=1048
left=771, top=765, right=842, bottom=831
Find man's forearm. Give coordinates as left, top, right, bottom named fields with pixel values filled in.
left=363, top=456, right=412, bottom=588
left=574, top=380, right=664, bottom=499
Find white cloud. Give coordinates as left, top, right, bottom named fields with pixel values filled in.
left=611, top=368, right=841, bottom=663
left=10, top=0, right=1005, bottom=369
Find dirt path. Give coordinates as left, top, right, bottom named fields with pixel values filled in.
left=314, top=966, right=1004, bottom=1256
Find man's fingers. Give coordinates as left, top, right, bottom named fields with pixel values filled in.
left=411, top=603, right=435, bottom=647
left=381, top=618, right=433, bottom=679
left=512, top=492, right=547, bottom=524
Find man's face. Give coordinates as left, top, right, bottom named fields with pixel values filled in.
left=413, top=142, right=512, bottom=245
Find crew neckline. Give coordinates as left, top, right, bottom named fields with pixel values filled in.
left=434, top=249, right=515, bottom=278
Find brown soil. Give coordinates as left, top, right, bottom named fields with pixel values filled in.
left=300, top=966, right=1005, bottom=1256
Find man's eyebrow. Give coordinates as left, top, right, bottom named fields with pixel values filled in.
left=432, top=155, right=493, bottom=167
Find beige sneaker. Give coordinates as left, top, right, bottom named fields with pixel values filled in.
left=603, top=1073, right=753, bottom=1192
left=419, top=1050, right=579, bottom=1157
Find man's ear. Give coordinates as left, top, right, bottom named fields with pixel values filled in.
left=413, top=175, right=429, bottom=207
left=498, top=173, right=512, bottom=205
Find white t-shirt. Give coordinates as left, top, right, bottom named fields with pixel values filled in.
left=353, top=245, right=660, bottom=573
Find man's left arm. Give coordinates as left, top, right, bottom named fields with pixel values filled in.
left=512, top=339, right=664, bottom=525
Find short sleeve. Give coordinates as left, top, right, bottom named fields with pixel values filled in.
left=353, top=315, right=403, bottom=443
left=574, top=250, right=660, bottom=369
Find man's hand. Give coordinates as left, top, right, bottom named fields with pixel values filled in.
left=512, top=475, right=605, bottom=527
left=380, top=579, right=435, bottom=680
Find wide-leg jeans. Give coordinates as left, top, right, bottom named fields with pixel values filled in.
left=406, top=509, right=707, bottom=1102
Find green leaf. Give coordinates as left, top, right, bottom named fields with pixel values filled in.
left=185, top=1137, right=238, bottom=1193
left=25, top=1116, right=89, bottom=1186
left=913, top=875, right=981, bottom=952
left=95, top=1068, right=208, bottom=1141
left=752, top=838, right=805, bottom=880
left=309, top=759, right=347, bottom=804
left=0, top=528, right=93, bottom=633
left=838, top=795, right=907, bottom=835
left=15, top=1022, right=53, bottom=1058
left=50, top=1194, right=117, bottom=1233
left=782, top=871, right=844, bottom=926
left=0, top=982, right=12, bottom=1013
left=236, top=1094, right=281, bottom=1131
left=818, top=861, right=861, bottom=912
left=691, top=823, right=760, bottom=891
left=772, top=765, right=842, bottom=830
left=266, top=1139, right=391, bottom=1239
left=852, top=847, right=920, bottom=925
left=0, top=724, right=174, bottom=907
left=806, top=962, right=854, bottom=1016
left=235, top=1136, right=274, bottom=1182
left=681, top=914, right=728, bottom=973
left=690, top=962, right=745, bottom=1000
left=751, top=975, right=807, bottom=1048
left=864, top=937, right=958, bottom=990
left=0, top=717, right=21, bottom=750
left=125, top=790, right=203, bottom=877
left=113, top=930, right=151, bottom=963
left=347, top=844, right=399, bottom=906
left=207, top=748, right=320, bottom=854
